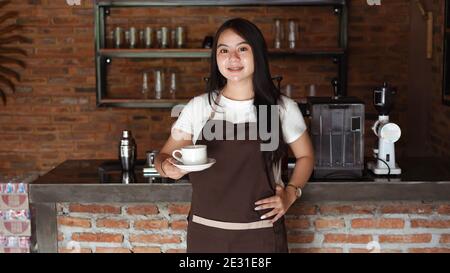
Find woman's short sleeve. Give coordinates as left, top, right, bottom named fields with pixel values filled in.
left=171, top=98, right=196, bottom=136
left=280, top=96, right=307, bottom=144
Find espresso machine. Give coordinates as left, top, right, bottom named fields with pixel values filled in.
left=309, top=79, right=365, bottom=179
left=367, top=82, right=402, bottom=175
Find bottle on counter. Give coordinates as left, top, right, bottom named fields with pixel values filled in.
left=119, top=130, right=137, bottom=171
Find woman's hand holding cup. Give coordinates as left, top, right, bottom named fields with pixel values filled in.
left=161, top=157, right=188, bottom=179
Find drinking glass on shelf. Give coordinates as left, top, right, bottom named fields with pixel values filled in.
left=114, top=27, right=123, bottom=49
left=139, top=29, right=145, bottom=48
left=273, top=19, right=284, bottom=49
left=169, top=72, right=177, bottom=99
left=142, top=72, right=149, bottom=99
left=154, top=69, right=164, bottom=99
left=144, top=27, right=153, bottom=48
left=129, top=27, right=137, bottom=48
left=308, top=84, right=317, bottom=97
left=125, top=30, right=130, bottom=47
left=170, top=29, right=176, bottom=48
left=175, top=26, right=185, bottom=48
left=287, top=19, right=299, bottom=49
left=158, top=27, right=169, bottom=48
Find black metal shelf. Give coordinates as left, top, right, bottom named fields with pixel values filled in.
left=95, top=0, right=346, bottom=8
left=98, top=98, right=189, bottom=108
left=94, top=0, right=348, bottom=108
left=98, top=47, right=346, bottom=59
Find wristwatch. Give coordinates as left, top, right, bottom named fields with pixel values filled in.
left=286, top=183, right=302, bottom=199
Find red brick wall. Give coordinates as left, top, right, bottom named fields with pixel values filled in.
left=56, top=201, right=450, bottom=253
left=0, top=1, right=419, bottom=175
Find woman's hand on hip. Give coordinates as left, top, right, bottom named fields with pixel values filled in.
left=161, top=158, right=189, bottom=180
left=254, top=185, right=297, bottom=224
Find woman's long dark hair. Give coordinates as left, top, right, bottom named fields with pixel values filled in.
left=206, top=17, right=288, bottom=170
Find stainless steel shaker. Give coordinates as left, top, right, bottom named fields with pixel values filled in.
left=119, top=130, right=136, bottom=171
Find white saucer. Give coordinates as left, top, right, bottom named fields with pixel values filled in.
left=172, top=158, right=216, bottom=172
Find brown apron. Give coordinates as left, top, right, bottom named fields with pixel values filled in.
left=186, top=93, right=288, bottom=253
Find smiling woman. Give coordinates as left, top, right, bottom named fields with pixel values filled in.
left=155, top=18, right=314, bottom=253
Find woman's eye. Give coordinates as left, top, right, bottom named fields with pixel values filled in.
left=239, top=47, right=248, bottom=52
left=219, top=48, right=228, bottom=54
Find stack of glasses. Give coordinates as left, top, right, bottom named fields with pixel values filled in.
left=109, top=26, right=186, bottom=49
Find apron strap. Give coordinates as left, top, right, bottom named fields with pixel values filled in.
left=192, top=215, right=273, bottom=230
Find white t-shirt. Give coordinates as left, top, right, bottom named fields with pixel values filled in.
left=171, top=92, right=307, bottom=145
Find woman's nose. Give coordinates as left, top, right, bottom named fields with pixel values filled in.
left=229, top=50, right=240, bottom=61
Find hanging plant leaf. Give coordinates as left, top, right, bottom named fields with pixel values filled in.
left=0, top=47, right=27, bottom=56
left=0, top=73, right=15, bottom=92
left=0, top=24, right=22, bottom=36
left=0, top=0, right=12, bottom=9
left=0, top=65, right=20, bottom=80
left=0, top=11, right=18, bottom=24
left=0, top=0, right=30, bottom=105
left=0, top=35, right=32, bottom=44
left=0, top=56, right=26, bottom=68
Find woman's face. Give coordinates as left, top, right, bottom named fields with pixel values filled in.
left=216, top=29, right=254, bottom=83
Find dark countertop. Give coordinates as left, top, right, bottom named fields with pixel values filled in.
left=29, top=157, right=450, bottom=203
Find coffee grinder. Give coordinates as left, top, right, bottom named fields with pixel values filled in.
left=367, top=82, right=402, bottom=175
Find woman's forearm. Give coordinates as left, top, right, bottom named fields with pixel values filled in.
left=155, top=153, right=171, bottom=177
left=288, top=155, right=314, bottom=189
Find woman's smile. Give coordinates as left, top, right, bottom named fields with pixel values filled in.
left=227, top=66, right=244, bottom=72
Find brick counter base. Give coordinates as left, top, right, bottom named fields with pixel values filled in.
left=55, top=201, right=450, bottom=253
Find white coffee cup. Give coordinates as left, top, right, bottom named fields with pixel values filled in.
left=172, top=145, right=207, bottom=165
